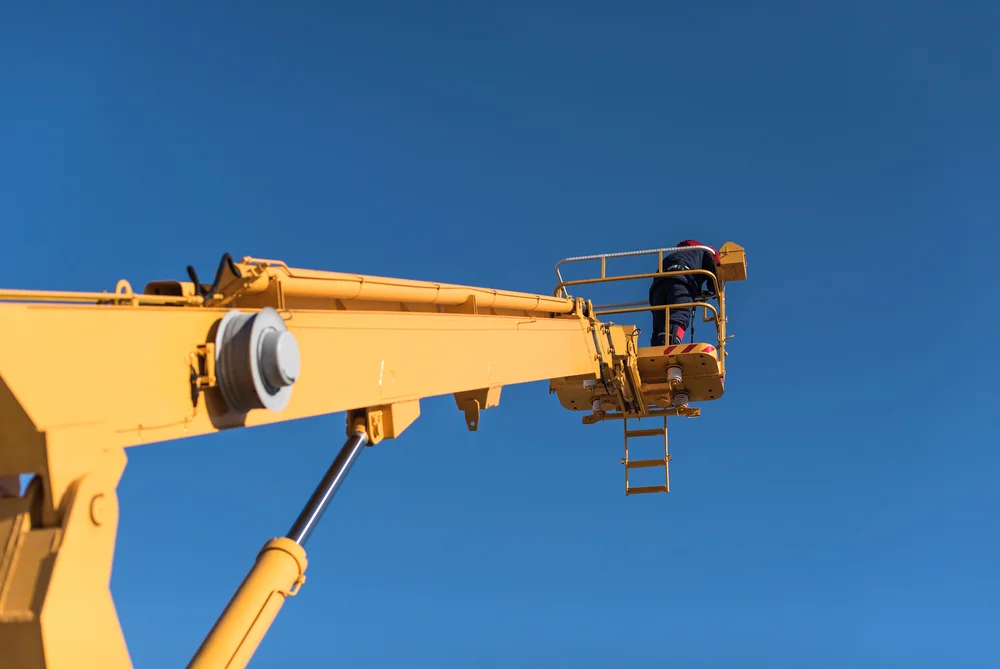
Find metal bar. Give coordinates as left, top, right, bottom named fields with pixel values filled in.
left=623, top=419, right=629, bottom=491
left=555, top=268, right=721, bottom=302
left=595, top=300, right=719, bottom=322
left=592, top=300, right=647, bottom=310
left=624, top=429, right=666, bottom=438
left=0, top=288, right=204, bottom=306
left=625, top=485, right=670, bottom=495
left=591, top=408, right=684, bottom=422
left=555, top=244, right=717, bottom=270
left=662, top=415, right=669, bottom=490
left=287, top=430, right=368, bottom=546
left=554, top=244, right=718, bottom=286
left=242, top=260, right=577, bottom=315
left=625, top=459, right=669, bottom=469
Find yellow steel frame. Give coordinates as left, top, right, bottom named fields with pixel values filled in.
left=0, top=245, right=745, bottom=669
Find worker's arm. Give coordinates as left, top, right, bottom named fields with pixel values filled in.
left=699, top=249, right=721, bottom=297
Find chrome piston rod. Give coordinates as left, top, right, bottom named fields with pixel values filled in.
left=287, top=430, right=369, bottom=545
left=187, top=431, right=370, bottom=669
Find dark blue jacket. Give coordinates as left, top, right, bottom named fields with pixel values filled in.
left=653, top=247, right=719, bottom=297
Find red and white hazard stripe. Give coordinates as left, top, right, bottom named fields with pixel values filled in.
left=662, top=343, right=717, bottom=357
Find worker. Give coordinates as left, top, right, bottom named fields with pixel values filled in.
left=648, top=240, right=720, bottom=346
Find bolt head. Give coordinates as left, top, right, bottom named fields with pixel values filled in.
left=273, top=331, right=301, bottom=384
left=260, top=329, right=301, bottom=388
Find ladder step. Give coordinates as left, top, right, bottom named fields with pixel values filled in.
left=625, top=458, right=670, bottom=469
left=624, top=429, right=666, bottom=438
left=626, top=485, right=670, bottom=495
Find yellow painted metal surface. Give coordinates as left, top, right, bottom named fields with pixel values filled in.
left=187, top=538, right=307, bottom=669
left=0, top=443, right=130, bottom=669
left=550, top=343, right=724, bottom=413
left=0, top=245, right=745, bottom=668
left=0, top=303, right=600, bottom=449
left=717, top=242, right=747, bottom=282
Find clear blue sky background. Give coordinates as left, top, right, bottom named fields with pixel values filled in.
left=3, top=2, right=998, bottom=667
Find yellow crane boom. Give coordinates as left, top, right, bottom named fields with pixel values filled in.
left=0, top=244, right=746, bottom=669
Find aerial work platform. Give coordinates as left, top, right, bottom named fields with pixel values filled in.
left=548, top=241, right=746, bottom=493
left=0, top=243, right=746, bottom=669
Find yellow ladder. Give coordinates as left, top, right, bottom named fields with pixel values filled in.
left=622, top=416, right=671, bottom=495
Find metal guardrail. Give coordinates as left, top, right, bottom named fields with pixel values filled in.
left=554, top=244, right=719, bottom=294
left=552, top=245, right=728, bottom=361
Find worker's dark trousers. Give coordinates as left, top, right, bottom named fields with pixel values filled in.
left=649, top=278, right=694, bottom=347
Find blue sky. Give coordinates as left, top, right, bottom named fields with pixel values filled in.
left=3, top=1, right=998, bottom=667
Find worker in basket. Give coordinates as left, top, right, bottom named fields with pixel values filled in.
left=648, top=239, right=720, bottom=346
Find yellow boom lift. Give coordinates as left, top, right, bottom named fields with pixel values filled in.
left=0, top=243, right=746, bottom=668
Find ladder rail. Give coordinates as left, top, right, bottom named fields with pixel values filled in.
left=622, top=415, right=671, bottom=495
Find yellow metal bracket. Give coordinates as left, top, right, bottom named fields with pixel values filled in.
left=592, top=324, right=645, bottom=418
left=347, top=400, right=422, bottom=445
left=190, top=343, right=217, bottom=390
left=277, top=574, right=305, bottom=598
left=717, top=242, right=747, bottom=282
left=582, top=406, right=700, bottom=425
left=453, top=387, right=502, bottom=431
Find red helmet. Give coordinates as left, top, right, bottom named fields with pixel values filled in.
left=677, top=239, right=719, bottom=263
